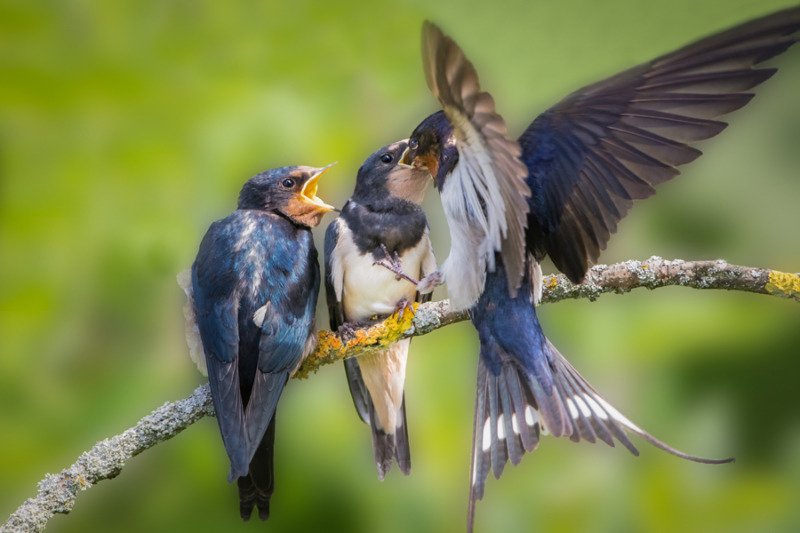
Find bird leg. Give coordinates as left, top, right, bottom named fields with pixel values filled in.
left=393, top=298, right=416, bottom=321
left=336, top=321, right=361, bottom=342
left=373, top=243, right=420, bottom=285
left=416, top=270, right=443, bottom=295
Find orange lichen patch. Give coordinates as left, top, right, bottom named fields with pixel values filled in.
left=317, top=329, right=343, bottom=352
left=766, top=270, right=800, bottom=302
left=546, top=277, right=558, bottom=291
left=293, top=303, right=420, bottom=379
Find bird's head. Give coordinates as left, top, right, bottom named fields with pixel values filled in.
left=354, top=140, right=432, bottom=205
left=404, top=110, right=457, bottom=190
left=238, top=164, right=336, bottom=227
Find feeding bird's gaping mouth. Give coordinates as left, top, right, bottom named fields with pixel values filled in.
left=300, top=162, right=337, bottom=211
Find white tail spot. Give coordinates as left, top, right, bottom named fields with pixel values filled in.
left=573, top=395, right=592, bottom=418
left=482, top=418, right=492, bottom=451
left=497, top=414, right=506, bottom=440
left=583, top=393, right=608, bottom=420
left=566, top=398, right=579, bottom=419
left=524, top=405, right=537, bottom=426
left=511, top=414, right=520, bottom=435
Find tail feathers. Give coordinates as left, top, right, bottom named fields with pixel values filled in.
left=205, top=357, right=250, bottom=481
left=344, top=358, right=371, bottom=425
left=545, top=338, right=734, bottom=465
left=467, top=339, right=733, bottom=532
left=238, top=415, right=277, bottom=521
left=468, top=359, right=542, bottom=532
left=370, top=395, right=412, bottom=481
left=224, top=370, right=287, bottom=483
left=345, top=358, right=411, bottom=479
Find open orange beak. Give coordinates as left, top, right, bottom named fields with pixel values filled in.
left=299, top=162, right=337, bottom=212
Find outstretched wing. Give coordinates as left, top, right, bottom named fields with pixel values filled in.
left=519, top=7, right=800, bottom=283
left=422, top=21, right=531, bottom=297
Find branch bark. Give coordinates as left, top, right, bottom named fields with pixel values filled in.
left=4, top=258, right=798, bottom=533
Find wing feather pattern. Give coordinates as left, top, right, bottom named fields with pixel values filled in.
left=519, top=7, right=800, bottom=282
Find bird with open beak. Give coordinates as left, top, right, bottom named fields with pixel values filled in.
left=393, top=9, right=800, bottom=530
left=187, top=164, right=335, bottom=521
left=325, top=140, right=436, bottom=479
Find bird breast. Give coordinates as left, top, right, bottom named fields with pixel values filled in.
left=333, top=223, right=430, bottom=322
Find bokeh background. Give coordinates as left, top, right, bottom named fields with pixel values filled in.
left=2, top=1, right=799, bottom=532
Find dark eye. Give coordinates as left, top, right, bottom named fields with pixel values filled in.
left=409, top=138, right=418, bottom=150
left=380, top=153, right=393, bottom=163
left=281, top=178, right=295, bottom=188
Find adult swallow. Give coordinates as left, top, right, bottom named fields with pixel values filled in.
left=189, top=164, right=334, bottom=520
left=324, top=140, right=436, bottom=479
left=401, top=9, right=800, bottom=530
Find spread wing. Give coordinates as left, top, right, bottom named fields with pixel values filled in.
left=422, top=21, right=531, bottom=296
left=519, top=7, right=800, bottom=283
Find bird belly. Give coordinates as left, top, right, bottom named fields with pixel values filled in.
left=341, top=243, right=427, bottom=322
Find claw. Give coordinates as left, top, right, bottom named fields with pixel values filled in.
left=417, top=270, right=443, bottom=295
left=337, top=321, right=360, bottom=341
left=373, top=243, right=420, bottom=285
left=394, top=298, right=416, bottom=321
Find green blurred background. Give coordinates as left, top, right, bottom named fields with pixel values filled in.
left=1, top=1, right=799, bottom=531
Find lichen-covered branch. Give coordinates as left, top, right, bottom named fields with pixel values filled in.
left=296, top=257, right=799, bottom=378
left=4, top=257, right=797, bottom=533
left=2, top=385, right=215, bottom=533
left=542, top=257, right=800, bottom=304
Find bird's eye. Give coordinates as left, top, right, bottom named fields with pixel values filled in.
left=409, top=138, right=419, bottom=150
left=380, top=153, right=393, bottom=163
left=281, top=178, right=295, bottom=188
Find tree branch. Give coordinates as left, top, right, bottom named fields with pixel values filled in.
left=4, top=258, right=798, bottom=532
left=295, top=257, right=799, bottom=378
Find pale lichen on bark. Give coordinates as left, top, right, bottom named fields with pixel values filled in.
left=2, top=385, right=215, bottom=533
left=3, top=258, right=797, bottom=532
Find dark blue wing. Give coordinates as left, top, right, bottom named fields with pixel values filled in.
left=519, top=7, right=800, bottom=283
left=245, top=222, right=320, bottom=454
left=192, top=217, right=249, bottom=478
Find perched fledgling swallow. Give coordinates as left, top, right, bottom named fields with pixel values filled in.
left=324, top=140, right=436, bottom=479
left=188, top=164, right=334, bottom=521
left=398, top=9, right=799, bottom=530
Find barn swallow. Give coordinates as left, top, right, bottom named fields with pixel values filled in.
left=189, top=164, right=334, bottom=520
left=324, top=140, right=436, bottom=479
left=399, top=9, right=800, bottom=531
